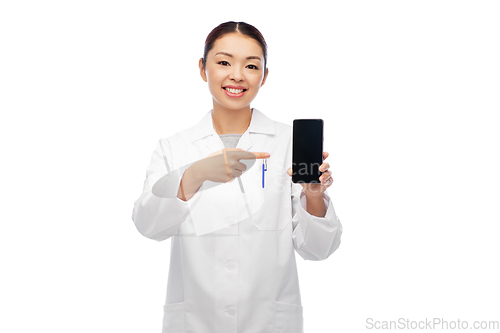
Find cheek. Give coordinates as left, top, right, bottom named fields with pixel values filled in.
left=206, top=69, right=224, bottom=83
left=251, top=80, right=262, bottom=92
left=252, top=76, right=265, bottom=87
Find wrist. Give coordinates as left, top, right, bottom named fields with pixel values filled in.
left=303, top=188, right=324, bottom=199
left=190, top=160, right=206, bottom=183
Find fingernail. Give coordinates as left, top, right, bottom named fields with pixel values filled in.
left=265, top=153, right=270, bottom=157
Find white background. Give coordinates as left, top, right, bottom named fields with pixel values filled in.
left=1, top=0, right=499, bottom=332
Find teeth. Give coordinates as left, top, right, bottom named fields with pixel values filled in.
left=224, top=87, right=244, bottom=94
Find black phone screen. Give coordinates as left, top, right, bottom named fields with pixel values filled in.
left=292, top=119, right=324, bottom=184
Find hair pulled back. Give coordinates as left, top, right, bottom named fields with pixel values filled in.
left=202, top=21, right=268, bottom=73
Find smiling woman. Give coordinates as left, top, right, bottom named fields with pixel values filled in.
left=199, top=22, right=269, bottom=135
left=132, top=20, right=343, bottom=333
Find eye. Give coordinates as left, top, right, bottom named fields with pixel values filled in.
left=218, top=61, right=229, bottom=66
left=247, top=64, right=259, bottom=70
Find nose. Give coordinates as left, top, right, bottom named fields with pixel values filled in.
left=230, top=67, right=244, bottom=82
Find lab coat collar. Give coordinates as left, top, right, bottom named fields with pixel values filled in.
left=189, top=108, right=276, bottom=151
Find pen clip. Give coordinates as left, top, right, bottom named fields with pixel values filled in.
left=262, top=159, right=267, bottom=188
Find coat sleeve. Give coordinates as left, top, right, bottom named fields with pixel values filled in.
left=291, top=182, right=343, bottom=260
left=132, top=138, right=197, bottom=241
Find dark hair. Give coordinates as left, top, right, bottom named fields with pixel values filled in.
left=202, top=21, right=268, bottom=73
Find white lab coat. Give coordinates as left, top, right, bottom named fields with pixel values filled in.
left=132, top=108, right=343, bottom=333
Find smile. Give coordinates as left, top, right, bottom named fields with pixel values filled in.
left=223, top=87, right=247, bottom=98
left=223, top=87, right=246, bottom=94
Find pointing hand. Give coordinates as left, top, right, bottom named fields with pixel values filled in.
left=199, top=148, right=270, bottom=183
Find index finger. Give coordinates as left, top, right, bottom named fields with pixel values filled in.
left=237, top=151, right=270, bottom=160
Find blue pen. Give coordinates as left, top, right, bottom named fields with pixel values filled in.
left=262, top=159, right=267, bottom=188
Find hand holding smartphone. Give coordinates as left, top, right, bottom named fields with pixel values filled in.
left=292, top=119, right=324, bottom=184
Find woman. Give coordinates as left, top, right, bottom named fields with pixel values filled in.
left=132, top=21, right=342, bottom=333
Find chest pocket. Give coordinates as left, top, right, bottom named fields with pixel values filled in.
left=239, top=159, right=291, bottom=231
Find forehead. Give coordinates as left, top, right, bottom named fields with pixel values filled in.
left=210, top=33, right=263, bottom=58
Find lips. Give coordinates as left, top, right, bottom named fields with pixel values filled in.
left=223, top=87, right=246, bottom=92
left=223, top=87, right=246, bottom=98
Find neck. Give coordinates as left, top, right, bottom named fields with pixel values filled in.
left=212, top=105, right=253, bottom=135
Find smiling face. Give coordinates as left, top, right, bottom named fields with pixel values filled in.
left=199, top=32, right=268, bottom=113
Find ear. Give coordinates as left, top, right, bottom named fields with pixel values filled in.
left=261, top=68, right=269, bottom=87
left=199, top=58, right=207, bottom=82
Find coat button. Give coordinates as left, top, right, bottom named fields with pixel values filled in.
left=225, top=262, right=235, bottom=270
left=226, top=307, right=236, bottom=315
left=226, top=217, right=236, bottom=225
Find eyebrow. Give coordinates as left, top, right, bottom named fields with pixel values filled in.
left=214, top=52, right=261, bottom=62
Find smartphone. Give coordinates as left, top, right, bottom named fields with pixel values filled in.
left=292, top=119, right=324, bottom=183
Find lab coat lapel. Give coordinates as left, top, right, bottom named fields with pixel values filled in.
left=235, top=131, right=253, bottom=151
left=189, top=109, right=224, bottom=155
left=205, top=134, right=225, bottom=154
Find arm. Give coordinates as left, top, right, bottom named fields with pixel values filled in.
left=131, top=139, right=202, bottom=241
left=176, top=162, right=205, bottom=202
left=304, top=192, right=327, bottom=217
left=291, top=182, right=343, bottom=261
